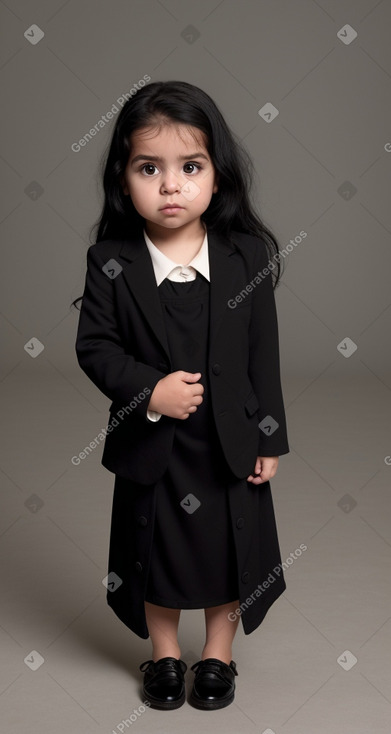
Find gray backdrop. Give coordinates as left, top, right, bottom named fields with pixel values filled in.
left=1, top=2, right=391, bottom=733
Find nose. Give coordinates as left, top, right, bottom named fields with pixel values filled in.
left=161, top=167, right=182, bottom=194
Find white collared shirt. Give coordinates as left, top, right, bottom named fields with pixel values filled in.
left=143, top=227, right=210, bottom=284
left=143, top=228, right=210, bottom=422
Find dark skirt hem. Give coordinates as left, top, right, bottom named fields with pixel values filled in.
left=144, top=592, right=239, bottom=609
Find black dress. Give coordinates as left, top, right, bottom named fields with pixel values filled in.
left=144, top=273, right=240, bottom=608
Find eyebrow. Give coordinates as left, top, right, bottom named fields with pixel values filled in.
left=130, top=152, right=209, bottom=164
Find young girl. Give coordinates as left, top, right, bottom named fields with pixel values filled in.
left=72, top=80, right=290, bottom=711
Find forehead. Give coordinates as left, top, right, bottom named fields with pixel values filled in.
left=130, top=122, right=207, bottom=150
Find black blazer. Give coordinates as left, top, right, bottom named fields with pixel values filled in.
left=75, top=227, right=289, bottom=484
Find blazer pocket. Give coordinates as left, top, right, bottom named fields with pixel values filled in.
left=244, top=391, right=259, bottom=417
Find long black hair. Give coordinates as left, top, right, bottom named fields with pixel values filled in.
left=71, top=80, right=286, bottom=309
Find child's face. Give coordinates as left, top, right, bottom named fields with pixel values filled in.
left=121, top=123, right=218, bottom=233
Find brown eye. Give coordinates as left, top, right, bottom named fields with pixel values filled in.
left=183, top=163, right=201, bottom=174
left=141, top=164, right=158, bottom=175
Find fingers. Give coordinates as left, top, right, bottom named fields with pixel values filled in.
left=184, top=396, right=203, bottom=416
left=247, top=474, right=264, bottom=485
left=175, top=371, right=204, bottom=396
left=191, top=394, right=203, bottom=405
left=247, top=457, right=278, bottom=484
left=180, top=371, right=201, bottom=382
left=180, top=392, right=203, bottom=419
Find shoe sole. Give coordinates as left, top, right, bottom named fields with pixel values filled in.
left=142, top=688, right=186, bottom=710
left=188, top=690, right=235, bottom=710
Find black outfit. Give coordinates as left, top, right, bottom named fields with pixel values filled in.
left=75, top=227, right=290, bottom=639
left=144, top=274, right=239, bottom=608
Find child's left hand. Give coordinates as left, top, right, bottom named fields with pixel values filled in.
left=247, top=456, right=279, bottom=484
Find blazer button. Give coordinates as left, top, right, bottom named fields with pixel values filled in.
left=135, top=561, right=143, bottom=573
left=236, top=517, right=245, bottom=529
left=241, top=571, right=250, bottom=583
left=212, top=363, right=221, bottom=375
left=137, top=516, right=148, bottom=526
left=158, top=361, right=168, bottom=370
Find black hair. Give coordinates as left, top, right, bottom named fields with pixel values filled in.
left=70, top=80, right=286, bottom=309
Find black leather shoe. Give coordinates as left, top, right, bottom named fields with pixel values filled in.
left=139, top=656, right=187, bottom=710
left=189, top=657, right=238, bottom=710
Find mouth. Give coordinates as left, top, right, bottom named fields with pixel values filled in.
left=160, top=204, right=184, bottom=211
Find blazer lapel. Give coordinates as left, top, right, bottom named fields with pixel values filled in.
left=119, top=227, right=239, bottom=362
left=119, top=231, right=171, bottom=361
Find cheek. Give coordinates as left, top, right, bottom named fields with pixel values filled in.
left=128, top=178, right=153, bottom=203
left=188, top=174, right=210, bottom=197
left=198, top=174, right=216, bottom=198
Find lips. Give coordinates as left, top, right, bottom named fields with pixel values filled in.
left=160, top=204, right=183, bottom=210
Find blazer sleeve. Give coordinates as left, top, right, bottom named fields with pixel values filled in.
left=248, top=241, right=290, bottom=457
left=75, top=244, right=166, bottom=420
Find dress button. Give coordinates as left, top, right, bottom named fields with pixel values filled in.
left=137, top=516, right=148, bottom=527
left=135, top=561, right=143, bottom=573
left=236, top=517, right=245, bottom=529
left=212, top=363, right=221, bottom=375
left=241, top=571, right=250, bottom=583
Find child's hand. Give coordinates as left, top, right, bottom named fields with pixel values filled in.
left=147, top=371, right=204, bottom=420
left=247, top=456, right=279, bottom=484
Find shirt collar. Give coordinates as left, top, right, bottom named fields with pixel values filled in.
left=143, top=227, right=210, bottom=286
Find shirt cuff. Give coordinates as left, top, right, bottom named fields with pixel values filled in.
left=146, top=409, right=162, bottom=422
